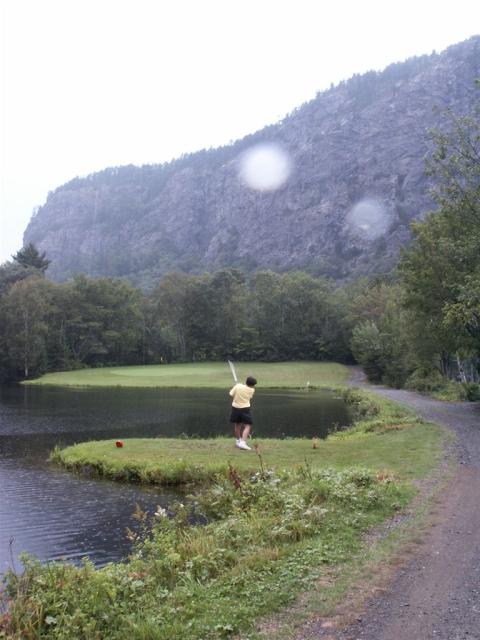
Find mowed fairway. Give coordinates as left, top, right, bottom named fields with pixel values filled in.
left=25, top=361, right=349, bottom=388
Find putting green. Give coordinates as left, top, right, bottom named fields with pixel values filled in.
left=26, top=361, right=349, bottom=388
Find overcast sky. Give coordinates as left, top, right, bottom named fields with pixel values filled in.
left=1, top=0, right=479, bottom=263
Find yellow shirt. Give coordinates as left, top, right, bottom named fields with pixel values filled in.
left=229, top=383, right=255, bottom=408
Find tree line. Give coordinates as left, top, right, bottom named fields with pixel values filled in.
left=350, top=105, right=480, bottom=397
left=1, top=103, right=478, bottom=396
left=0, top=253, right=352, bottom=380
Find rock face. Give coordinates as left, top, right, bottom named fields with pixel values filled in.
left=24, top=37, right=480, bottom=288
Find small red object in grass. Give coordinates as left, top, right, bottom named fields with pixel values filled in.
left=115, top=440, right=124, bottom=448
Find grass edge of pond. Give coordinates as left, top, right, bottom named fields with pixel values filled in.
left=51, top=387, right=444, bottom=486
left=3, top=387, right=451, bottom=640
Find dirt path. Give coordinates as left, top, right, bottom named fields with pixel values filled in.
left=303, top=371, right=480, bottom=640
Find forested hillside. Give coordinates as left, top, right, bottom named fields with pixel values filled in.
left=23, top=37, right=480, bottom=288
left=3, top=92, right=479, bottom=399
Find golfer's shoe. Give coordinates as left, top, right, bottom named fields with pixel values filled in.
left=237, top=440, right=251, bottom=451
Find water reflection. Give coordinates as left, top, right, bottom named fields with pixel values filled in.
left=0, top=384, right=351, bottom=573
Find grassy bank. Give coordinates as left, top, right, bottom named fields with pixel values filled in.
left=24, top=361, right=349, bottom=388
left=1, top=389, right=449, bottom=640
left=53, top=397, right=443, bottom=485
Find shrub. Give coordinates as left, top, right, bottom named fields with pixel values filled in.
left=405, top=370, right=480, bottom=401
left=340, top=387, right=380, bottom=420
left=350, top=321, right=384, bottom=383
left=461, top=381, right=480, bottom=401
left=1, top=466, right=409, bottom=640
left=405, top=368, right=446, bottom=393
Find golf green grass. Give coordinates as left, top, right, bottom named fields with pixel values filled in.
left=25, top=361, right=349, bottom=388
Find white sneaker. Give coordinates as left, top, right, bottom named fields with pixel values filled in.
left=237, top=440, right=251, bottom=451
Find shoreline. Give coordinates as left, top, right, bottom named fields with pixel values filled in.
left=2, top=385, right=450, bottom=639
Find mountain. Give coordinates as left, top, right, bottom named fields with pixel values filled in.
left=24, top=37, right=480, bottom=289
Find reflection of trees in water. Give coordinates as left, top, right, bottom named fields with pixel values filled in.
left=0, top=387, right=350, bottom=440
left=0, top=386, right=350, bottom=569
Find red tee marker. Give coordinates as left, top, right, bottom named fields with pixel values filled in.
left=115, top=440, right=124, bottom=448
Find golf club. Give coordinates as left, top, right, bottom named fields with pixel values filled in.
left=228, top=360, right=238, bottom=383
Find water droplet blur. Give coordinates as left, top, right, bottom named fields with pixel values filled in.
left=346, top=198, right=392, bottom=240
left=238, top=143, right=291, bottom=192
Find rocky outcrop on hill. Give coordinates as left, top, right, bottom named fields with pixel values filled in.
left=24, top=37, right=480, bottom=288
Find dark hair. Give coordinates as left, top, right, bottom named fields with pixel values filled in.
left=246, top=376, right=257, bottom=387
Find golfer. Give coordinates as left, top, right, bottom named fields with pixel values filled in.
left=229, top=376, right=257, bottom=450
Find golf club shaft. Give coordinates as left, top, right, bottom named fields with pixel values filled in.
left=228, top=360, right=238, bottom=382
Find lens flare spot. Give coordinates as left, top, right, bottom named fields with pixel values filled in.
left=346, top=198, right=392, bottom=240
left=238, top=143, right=291, bottom=192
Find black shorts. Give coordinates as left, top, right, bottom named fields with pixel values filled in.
left=230, top=406, right=253, bottom=425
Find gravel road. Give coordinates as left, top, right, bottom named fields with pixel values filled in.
left=303, top=371, right=480, bottom=640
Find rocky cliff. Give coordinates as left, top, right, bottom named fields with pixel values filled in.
left=24, top=37, right=480, bottom=288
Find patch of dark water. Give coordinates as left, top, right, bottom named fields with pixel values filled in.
left=0, top=385, right=351, bottom=572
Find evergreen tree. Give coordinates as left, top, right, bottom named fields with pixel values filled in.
left=12, top=243, right=51, bottom=272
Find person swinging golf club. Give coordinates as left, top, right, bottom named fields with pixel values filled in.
left=229, top=375, right=257, bottom=450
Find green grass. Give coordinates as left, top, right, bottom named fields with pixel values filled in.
left=4, top=463, right=416, bottom=640
left=54, top=390, right=446, bottom=486
left=24, top=361, right=349, bottom=388
left=54, top=422, right=443, bottom=486
left=3, top=389, right=450, bottom=640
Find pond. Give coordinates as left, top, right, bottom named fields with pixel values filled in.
left=0, top=384, right=351, bottom=573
